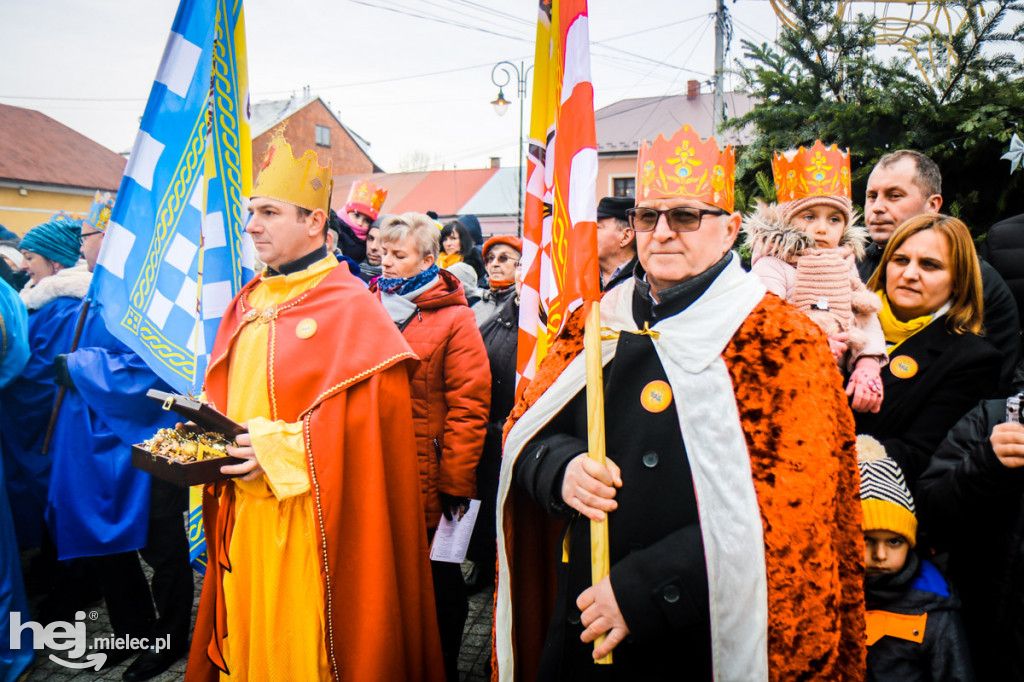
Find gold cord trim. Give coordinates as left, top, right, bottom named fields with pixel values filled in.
left=303, top=408, right=338, bottom=681
left=301, top=351, right=417, bottom=418
left=599, top=321, right=661, bottom=341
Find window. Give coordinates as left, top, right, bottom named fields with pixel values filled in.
left=315, top=125, right=331, bottom=147
left=612, top=176, right=635, bottom=198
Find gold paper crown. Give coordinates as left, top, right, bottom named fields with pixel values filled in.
left=252, top=127, right=333, bottom=212
left=636, top=125, right=735, bottom=212
left=772, top=140, right=852, bottom=202
left=344, top=180, right=388, bottom=221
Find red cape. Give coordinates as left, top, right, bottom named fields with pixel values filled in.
left=186, top=266, right=445, bottom=682
left=498, top=294, right=865, bottom=681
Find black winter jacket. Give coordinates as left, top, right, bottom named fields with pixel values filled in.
left=853, top=318, right=1001, bottom=487
left=466, top=293, right=518, bottom=581
left=916, top=398, right=1024, bottom=679
left=866, top=554, right=974, bottom=681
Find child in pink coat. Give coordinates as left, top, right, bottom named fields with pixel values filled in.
left=743, top=142, right=886, bottom=413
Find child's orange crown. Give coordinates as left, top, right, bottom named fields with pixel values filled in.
left=772, top=140, right=851, bottom=202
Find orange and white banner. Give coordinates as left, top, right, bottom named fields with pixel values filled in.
left=516, top=0, right=599, bottom=401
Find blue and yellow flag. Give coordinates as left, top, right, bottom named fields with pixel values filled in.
left=93, top=0, right=252, bottom=572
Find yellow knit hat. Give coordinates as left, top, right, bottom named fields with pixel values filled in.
left=857, top=435, right=917, bottom=547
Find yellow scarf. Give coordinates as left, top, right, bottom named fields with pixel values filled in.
left=877, top=291, right=935, bottom=353
left=438, top=252, right=463, bottom=269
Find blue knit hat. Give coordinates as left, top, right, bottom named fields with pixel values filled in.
left=20, top=219, right=82, bottom=267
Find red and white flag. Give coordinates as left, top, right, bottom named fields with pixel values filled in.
left=516, top=0, right=599, bottom=401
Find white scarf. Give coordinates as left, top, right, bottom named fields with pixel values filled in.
left=497, top=253, right=770, bottom=681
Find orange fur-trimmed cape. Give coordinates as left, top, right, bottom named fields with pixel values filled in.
left=497, top=293, right=866, bottom=681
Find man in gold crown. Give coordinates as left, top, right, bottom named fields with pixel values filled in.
left=185, top=131, right=445, bottom=681
left=495, top=125, right=865, bottom=681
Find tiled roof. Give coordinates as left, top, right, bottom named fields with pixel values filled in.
left=0, top=103, right=125, bottom=190
left=331, top=171, right=431, bottom=214
left=595, top=92, right=758, bottom=153
left=390, top=168, right=498, bottom=216
left=332, top=168, right=501, bottom=218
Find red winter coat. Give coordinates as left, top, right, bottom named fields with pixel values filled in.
left=375, top=269, right=491, bottom=529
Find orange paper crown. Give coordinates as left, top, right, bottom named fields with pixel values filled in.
left=772, top=140, right=852, bottom=202
left=252, top=127, right=333, bottom=212
left=344, top=180, right=388, bottom=221
left=636, top=125, right=735, bottom=212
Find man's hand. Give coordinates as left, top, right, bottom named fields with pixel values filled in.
left=222, top=426, right=265, bottom=481
left=577, top=575, right=630, bottom=659
left=991, top=422, right=1024, bottom=469
left=561, top=453, right=622, bottom=522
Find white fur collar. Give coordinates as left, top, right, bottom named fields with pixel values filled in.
left=19, top=262, right=91, bottom=312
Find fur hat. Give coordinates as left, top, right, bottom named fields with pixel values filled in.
left=857, top=435, right=917, bottom=547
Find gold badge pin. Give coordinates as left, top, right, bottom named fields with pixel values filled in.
left=640, top=380, right=673, bottom=413
left=296, top=318, right=318, bottom=339
left=889, top=355, right=918, bottom=379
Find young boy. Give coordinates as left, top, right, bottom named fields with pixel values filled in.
left=858, top=435, right=975, bottom=681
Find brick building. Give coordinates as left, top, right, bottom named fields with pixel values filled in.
left=251, top=89, right=382, bottom=178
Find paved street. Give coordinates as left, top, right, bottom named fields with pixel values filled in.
left=19, top=555, right=493, bottom=682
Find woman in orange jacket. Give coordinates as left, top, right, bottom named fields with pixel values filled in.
left=371, top=211, right=491, bottom=682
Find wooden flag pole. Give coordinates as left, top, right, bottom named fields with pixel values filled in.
left=583, top=301, right=612, bottom=665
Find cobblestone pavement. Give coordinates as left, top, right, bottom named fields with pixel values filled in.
left=19, top=554, right=494, bottom=682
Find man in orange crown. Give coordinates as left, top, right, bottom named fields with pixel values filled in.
left=495, top=125, right=865, bottom=680
left=185, top=131, right=444, bottom=681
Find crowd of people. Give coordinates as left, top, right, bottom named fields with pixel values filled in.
left=1, top=120, right=1023, bottom=682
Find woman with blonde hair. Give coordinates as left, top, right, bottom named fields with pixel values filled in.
left=856, top=213, right=1001, bottom=485
left=370, top=212, right=490, bottom=681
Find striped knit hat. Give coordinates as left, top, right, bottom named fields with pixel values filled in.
left=857, top=435, right=917, bottom=547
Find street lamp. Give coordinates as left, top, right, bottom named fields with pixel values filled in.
left=490, top=61, right=532, bottom=235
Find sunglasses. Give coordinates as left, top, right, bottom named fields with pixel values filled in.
left=625, top=207, right=728, bottom=233
left=485, top=254, right=519, bottom=266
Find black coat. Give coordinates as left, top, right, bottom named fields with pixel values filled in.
left=916, top=398, right=1024, bottom=680
left=979, top=213, right=1024, bottom=328
left=865, top=555, right=974, bottom=681
left=601, top=255, right=637, bottom=292
left=513, top=278, right=720, bottom=681
left=854, top=320, right=1001, bottom=486
left=466, top=294, right=518, bottom=581
left=860, top=244, right=1021, bottom=392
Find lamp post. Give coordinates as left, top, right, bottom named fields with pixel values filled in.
left=490, top=60, right=532, bottom=236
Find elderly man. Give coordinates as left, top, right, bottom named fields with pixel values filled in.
left=495, top=125, right=865, bottom=681
left=596, top=196, right=636, bottom=291
left=859, top=150, right=1020, bottom=389
left=186, top=131, right=444, bottom=681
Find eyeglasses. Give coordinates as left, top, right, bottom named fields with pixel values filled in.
left=80, top=231, right=103, bottom=242
left=485, top=254, right=519, bottom=266
left=625, top=206, right=728, bottom=233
